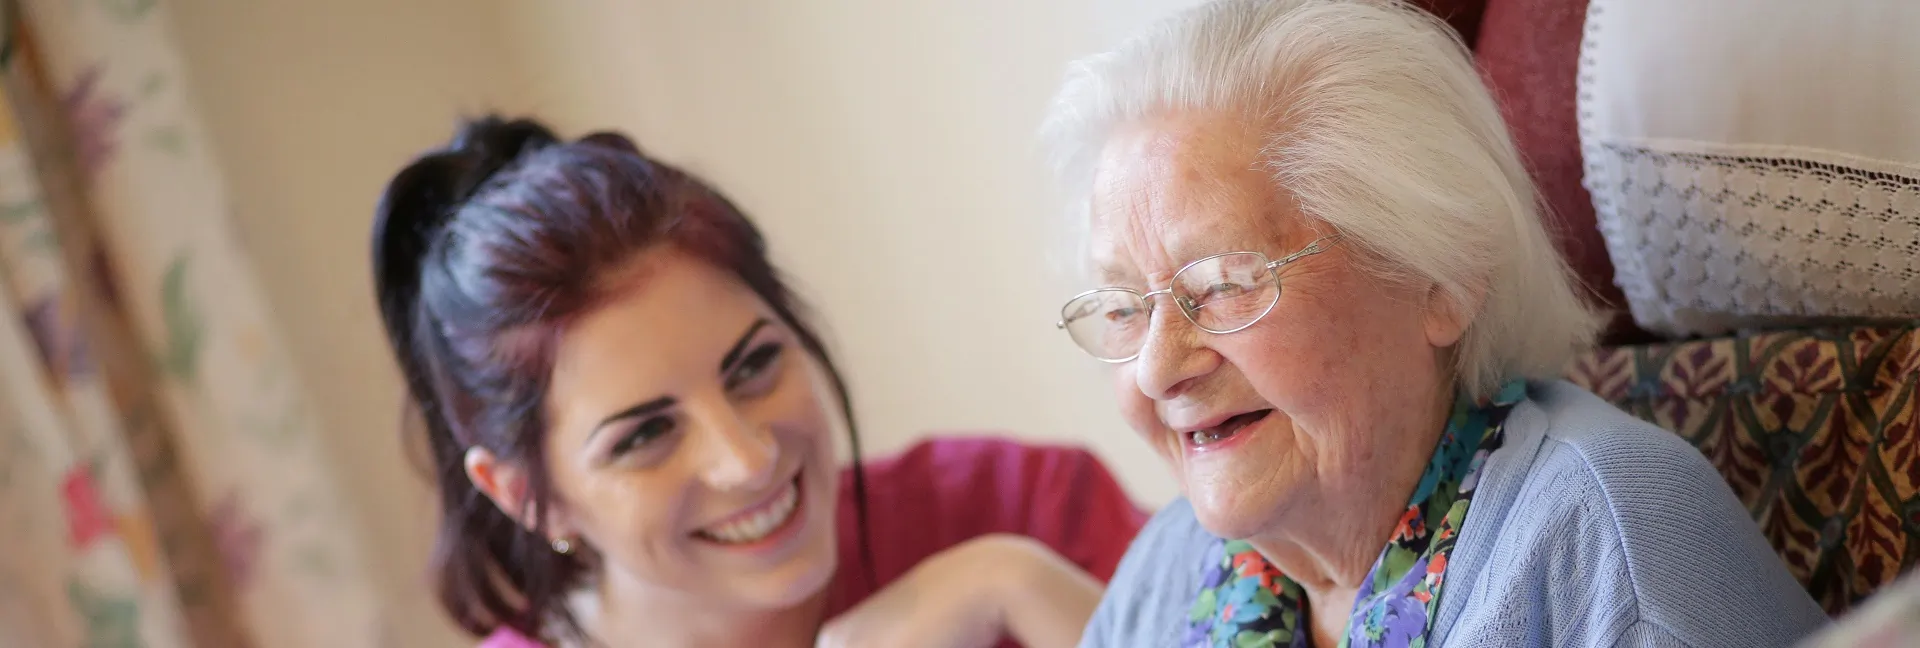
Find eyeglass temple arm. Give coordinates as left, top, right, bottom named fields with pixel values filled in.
left=1267, top=234, right=1342, bottom=270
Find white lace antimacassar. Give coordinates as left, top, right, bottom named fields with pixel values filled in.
left=1584, top=142, right=1920, bottom=337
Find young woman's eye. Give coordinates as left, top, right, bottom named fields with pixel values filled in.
left=725, top=342, right=785, bottom=394
left=609, top=416, right=677, bottom=457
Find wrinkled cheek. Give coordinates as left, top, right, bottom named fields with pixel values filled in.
left=1113, top=365, right=1154, bottom=426
left=1185, top=446, right=1303, bottom=538
left=1185, top=468, right=1263, bottom=537
left=1184, top=467, right=1236, bottom=504
left=1116, top=389, right=1175, bottom=462
left=1184, top=455, right=1275, bottom=493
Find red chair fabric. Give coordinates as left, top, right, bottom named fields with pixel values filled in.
left=1474, top=0, right=1654, bottom=344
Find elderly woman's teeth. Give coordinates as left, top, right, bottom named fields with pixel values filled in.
left=1191, top=428, right=1230, bottom=445
left=1189, top=411, right=1272, bottom=447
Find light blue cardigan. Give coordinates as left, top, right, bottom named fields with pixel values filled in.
left=1080, top=381, right=1830, bottom=647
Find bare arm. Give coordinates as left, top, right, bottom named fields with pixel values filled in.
left=986, top=535, right=1106, bottom=648
left=815, top=533, right=1107, bottom=648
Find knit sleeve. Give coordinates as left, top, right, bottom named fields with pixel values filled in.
left=1611, top=620, right=1689, bottom=648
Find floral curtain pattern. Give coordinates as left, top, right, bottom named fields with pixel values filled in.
left=0, top=82, right=190, bottom=648
left=0, top=0, right=382, bottom=645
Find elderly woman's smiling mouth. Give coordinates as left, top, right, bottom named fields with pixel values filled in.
left=1170, top=407, right=1273, bottom=450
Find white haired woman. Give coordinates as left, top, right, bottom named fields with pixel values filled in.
left=1041, top=1, right=1829, bottom=646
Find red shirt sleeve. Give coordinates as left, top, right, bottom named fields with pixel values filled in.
left=829, top=435, right=1148, bottom=615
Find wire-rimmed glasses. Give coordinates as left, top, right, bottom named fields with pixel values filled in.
left=1056, top=235, right=1341, bottom=362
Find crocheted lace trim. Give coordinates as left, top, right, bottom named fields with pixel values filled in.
left=1583, top=141, right=1920, bottom=336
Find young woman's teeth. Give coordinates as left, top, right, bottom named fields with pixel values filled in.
left=704, top=482, right=799, bottom=544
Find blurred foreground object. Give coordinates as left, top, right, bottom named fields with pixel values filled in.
left=1797, top=570, right=1920, bottom=647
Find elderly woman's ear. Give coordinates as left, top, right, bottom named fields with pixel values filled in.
left=1422, top=282, right=1482, bottom=349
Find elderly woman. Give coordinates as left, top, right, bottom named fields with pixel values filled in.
left=1040, top=1, right=1829, bottom=647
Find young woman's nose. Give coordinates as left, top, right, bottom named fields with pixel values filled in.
left=687, top=396, right=779, bottom=492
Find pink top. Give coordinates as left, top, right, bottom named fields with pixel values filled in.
left=481, top=436, right=1148, bottom=647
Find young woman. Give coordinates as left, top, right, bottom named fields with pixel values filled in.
left=370, top=116, right=1146, bottom=648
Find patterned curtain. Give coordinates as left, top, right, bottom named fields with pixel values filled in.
left=0, top=1, right=382, bottom=646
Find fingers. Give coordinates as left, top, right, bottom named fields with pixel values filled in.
left=817, top=610, right=916, bottom=648
left=814, top=618, right=871, bottom=648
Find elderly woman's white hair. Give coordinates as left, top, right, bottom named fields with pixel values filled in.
left=1040, top=0, right=1600, bottom=400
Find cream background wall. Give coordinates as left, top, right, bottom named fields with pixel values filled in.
left=165, top=0, right=1199, bottom=644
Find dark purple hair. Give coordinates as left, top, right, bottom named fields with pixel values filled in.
left=370, top=115, right=871, bottom=640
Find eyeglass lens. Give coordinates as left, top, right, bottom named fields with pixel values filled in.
left=1060, top=252, right=1279, bottom=360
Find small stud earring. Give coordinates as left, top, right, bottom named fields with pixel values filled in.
left=551, top=537, right=574, bottom=555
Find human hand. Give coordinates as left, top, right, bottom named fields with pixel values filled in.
left=815, top=534, right=1058, bottom=648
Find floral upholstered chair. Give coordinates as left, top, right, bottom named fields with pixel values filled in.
left=1564, top=327, right=1920, bottom=614
left=1421, top=0, right=1920, bottom=620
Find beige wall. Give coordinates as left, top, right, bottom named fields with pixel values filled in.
left=167, top=0, right=1197, bottom=645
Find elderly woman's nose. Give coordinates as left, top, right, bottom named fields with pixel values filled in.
left=1134, top=307, right=1219, bottom=400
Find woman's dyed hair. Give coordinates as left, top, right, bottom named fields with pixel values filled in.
left=370, top=116, right=871, bottom=639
